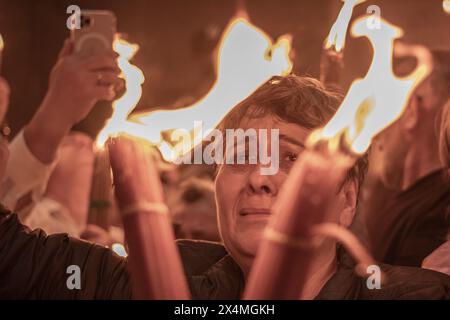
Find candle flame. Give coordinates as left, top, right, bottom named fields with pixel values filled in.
left=96, top=37, right=144, bottom=148
left=311, top=16, right=433, bottom=154
left=96, top=15, right=293, bottom=160
left=325, top=0, right=366, bottom=52
left=0, top=34, right=4, bottom=51
left=444, top=0, right=450, bottom=13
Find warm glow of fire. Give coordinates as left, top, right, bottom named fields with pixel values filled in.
left=325, top=0, right=366, bottom=52
left=0, top=34, right=4, bottom=51
left=131, top=17, right=292, bottom=160
left=97, top=15, right=293, bottom=160
left=311, top=15, right=433, bottom=154
left=444, top=0, right=450, bottom=13
left=96, top=37, right=144, bottom=148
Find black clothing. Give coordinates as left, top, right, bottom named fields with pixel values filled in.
left=1, top=209, right=449, bottom=299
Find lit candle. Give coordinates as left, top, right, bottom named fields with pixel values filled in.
left=444, top=0, right=450, bottom=14
left=108, top=135, right=190, bottom=299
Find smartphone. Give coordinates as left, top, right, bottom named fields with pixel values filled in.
left=70, top=10, right=117, bottom=57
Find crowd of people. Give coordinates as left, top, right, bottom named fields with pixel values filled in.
left=0, top=27, right=448, bottom=299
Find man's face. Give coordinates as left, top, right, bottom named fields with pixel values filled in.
left=371, top=121, right=407, bottom=190
left=214, top=116, right=310, bottom=273
left=371, top=79, right=441, bottom=190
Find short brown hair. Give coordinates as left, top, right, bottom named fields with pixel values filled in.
left=216, top=74, right=368, bottom=192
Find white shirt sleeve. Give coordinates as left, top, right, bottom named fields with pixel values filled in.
left=0, top=130, right=57, bottom=210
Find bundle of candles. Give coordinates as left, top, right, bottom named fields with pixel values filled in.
left=88, top=147, right=113, bottom=230
left=108, top=135, right=190, bottom=299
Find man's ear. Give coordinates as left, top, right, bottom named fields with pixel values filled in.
left=339, top=179, right=358, bottom=228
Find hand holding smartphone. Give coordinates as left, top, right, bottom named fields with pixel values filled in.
left=70, top=10, right=117, bottom=57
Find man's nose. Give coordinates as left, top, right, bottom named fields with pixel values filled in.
left=246, top=165, right=278, bottom=196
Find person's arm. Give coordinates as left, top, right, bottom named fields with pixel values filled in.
left=23, top=40, right=120, bottom=164
left=0, top=208, right=131, bottom=299
left=1, top=40, right=121, bottom=211
left=0, top=131, right=57, bottom=211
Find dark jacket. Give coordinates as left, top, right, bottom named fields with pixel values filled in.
left=368, top=169, right=450, bottom=266
left=1, top=209, right=449, bottom=299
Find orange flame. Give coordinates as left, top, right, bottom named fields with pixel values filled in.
left=444, top=0, right=450, bottom=13
left=96, top=37, right=144, bottom=148
left=97, top=16, right=293, bottom=160
left=311, top=15, right=433, bottom=154
left=325, top=0, right=366, bottom=52
left=0, top=34, right=4, bottom=51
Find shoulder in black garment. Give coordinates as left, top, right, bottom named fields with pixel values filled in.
left=317, top=247, right=450, bottom=300
left=368, top=169, right=450, bottom=267
left=0, top=207, right=449, bottom=299
left=0, top=207, right=131, bottom=299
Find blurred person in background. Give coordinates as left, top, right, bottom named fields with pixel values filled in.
left=0, top=39, right=122, bottom=239
left=2, top=39, right=121, bottom=210
left=360, top=50, right=450, bottom=266
left=23, top=131, right=94, bottom=237
left=167, top=177, right=220, bottom=242
left=422, top=99, right=450, bottom=275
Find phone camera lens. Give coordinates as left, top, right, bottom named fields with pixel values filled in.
left=80, top=15, right=91, bottom=28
